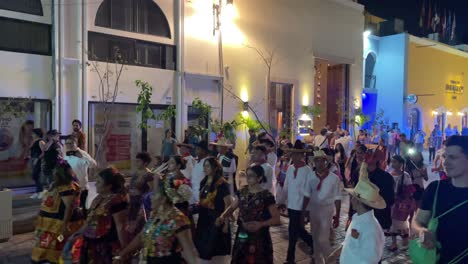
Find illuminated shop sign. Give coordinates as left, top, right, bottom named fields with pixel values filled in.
left=445, top=80, right=464, bottom=94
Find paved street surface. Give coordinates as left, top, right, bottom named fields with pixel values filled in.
left=1, top=152, right=439, bottom=264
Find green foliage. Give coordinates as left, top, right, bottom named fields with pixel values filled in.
left=190, top=124, right=209, bottom=138
left=237, top=113, right=268, bottom=133
left=156, top=105, right=176, bottom=121
left=350, top=107, right=371, bottom=127
left=136, top=80, right=157, bottom=129
left=301, top=105, right=321, bottom=116
left=192, top=97, right=212, bottom=121
left=211, top=119, right=240, bottom=144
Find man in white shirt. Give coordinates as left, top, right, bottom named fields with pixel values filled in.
left=314, top=128, right=329, bottom=149
left=335, top=132, right=351, bottom=155
left=177, top=143, right=195, bottom=180
left=261, top=139, right=278, bottom=190
left=64, top=135, right=97, bottom=216
left=212, top=138, right=237, bottom=195
left=250, top=145, right=274, bottom=194
left=277, top=141, right=313, bottom=263
left=190, top=140, right=210, bottom=205
left=328, top=162, right=386, bottom=264
left=302, top=150, right=342, bottom=264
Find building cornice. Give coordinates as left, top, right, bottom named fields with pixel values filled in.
left=409, top=35, right=468, bottom=58
left=329, top=0, right=365, bottom=12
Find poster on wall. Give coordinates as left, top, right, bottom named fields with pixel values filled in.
left=0, top=113, right=34, bottom=187
left=92, top=104, right=141, bottom=172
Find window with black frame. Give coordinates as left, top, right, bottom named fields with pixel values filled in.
left=95, top=0, right=171, bottom=38
left=0, top=17, right=51, bottom=55
left=88, top=31, right=176, bottom=69
left=0, top=0, right=43, bottom=16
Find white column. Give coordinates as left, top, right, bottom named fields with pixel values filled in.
left=175, top=0, right=185, bottom=141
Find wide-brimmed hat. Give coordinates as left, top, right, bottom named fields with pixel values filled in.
left=176, top=143, right=193, bottom=149
left=284, top=140, right=311, bottom=153
left=311, top=150, right=333, bottom=162
left=344, top=162, right=386, bottom=209
left=194, top=140, right=209, bottom=152
left=210, top=137, right=233, bottom=147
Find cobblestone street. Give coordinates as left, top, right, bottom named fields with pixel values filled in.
left=0, top=193, right=413, bottom=264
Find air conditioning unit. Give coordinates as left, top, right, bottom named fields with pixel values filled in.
left=0, top=189, right=13, bottom=242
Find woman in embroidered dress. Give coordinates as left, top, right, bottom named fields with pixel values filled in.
left=127, top=152, right=154, bottom=237
left=68, top=167, right=128, bottom=264
left=31, top=160, right=83, bottom=264
left=114, top=171, right=198, bottom=264
left=164, top=155, right=192, bottom=216
left=218, top=165, right=280, bottom=264
left=194, top=157, right=233, bottom=263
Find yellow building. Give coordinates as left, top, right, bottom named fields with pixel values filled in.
left=407, top=36, right=468, bottom=137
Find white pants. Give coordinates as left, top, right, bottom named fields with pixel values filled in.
left=309, top=204, right=335, bottom=264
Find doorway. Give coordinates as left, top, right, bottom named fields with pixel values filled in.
left=269, top=82, right=293, bottom=138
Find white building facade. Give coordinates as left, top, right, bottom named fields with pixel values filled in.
left=0, top=0, right=364, bottom=187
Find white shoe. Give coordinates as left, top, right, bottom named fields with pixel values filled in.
left=29, top=193, right=39, bottom=199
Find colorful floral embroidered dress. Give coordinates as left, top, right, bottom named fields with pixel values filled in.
left=79, top=193, right=128, bottom=264
left=194, top=176, right=232, bottom=260
left=142, top=208, right=191, bottom=263
left=31, top=182, right=83, bottom=264
left=231, top=187, right=276, bottom=264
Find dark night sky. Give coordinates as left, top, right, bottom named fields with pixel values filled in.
left=358, top=0, right=468, bottom=44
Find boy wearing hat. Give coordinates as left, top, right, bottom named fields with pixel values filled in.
left=328, top=162, right=386, bottom=264
left=302, top=150, right=342, bottom=264
left=278, top=140, right=314, bottom=263
left=212, top=137, right=237, bottom=194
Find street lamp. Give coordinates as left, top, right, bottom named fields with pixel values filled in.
left=213, top=0, right=234, bottom=123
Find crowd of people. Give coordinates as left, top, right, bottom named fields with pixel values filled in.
left=25, top=118, right=468, bottom=264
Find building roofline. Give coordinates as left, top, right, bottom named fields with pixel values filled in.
left=409, top=35, right=468, bottom=58
left=329, top=0, right=364, bottom=12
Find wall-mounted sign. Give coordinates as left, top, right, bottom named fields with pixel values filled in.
left=407, top=94, right=418, bottom=104
left=445, top=80, right=464, bottom=94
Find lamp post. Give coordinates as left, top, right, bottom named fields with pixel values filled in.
left=213, top=0, right=233, bottom=123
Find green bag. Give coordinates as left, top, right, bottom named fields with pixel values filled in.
left=409, top=181, right=468, bottom=264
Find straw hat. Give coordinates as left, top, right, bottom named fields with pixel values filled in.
left=344, top=162, right=386, bottom=209
left=210, top=137, right=233, bottom=147
left=311, top=150, right=333, bottom=162
left=284, top=140, right=312, bottom=153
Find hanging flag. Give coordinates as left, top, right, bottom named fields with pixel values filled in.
left=451, top=13, right=456, bottom=41
left=426, top=0, right=432, bottom=31
left=419, top=0, right=425, bottom=30
left=441, top=9, right=446, bottom=40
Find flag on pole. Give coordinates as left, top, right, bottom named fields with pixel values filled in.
left=451, top=13, right=456, bottom=41
left=426, top=0, right=432, bottom=30
left=419, top=0, right=425, bottom=30
left=441, top=9, right=446, bottom=40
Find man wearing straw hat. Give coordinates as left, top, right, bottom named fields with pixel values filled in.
left=301, top=150, right=342, bottom=264
left=211, top=137, right=237, bottom=194
left=277, top=140, right=314, bottom=264
left=328, top=162, right=386, bottom=264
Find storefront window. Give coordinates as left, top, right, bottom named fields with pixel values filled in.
left=0, top=98, right=51, bottom=187
left=88, top=102, right=174, bottom=173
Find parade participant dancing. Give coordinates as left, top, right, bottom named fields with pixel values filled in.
left=114, top=171, right=199, bottom=264
left=302, top=150, right=342, bottom=264
left=31, top=160, right=84, bottom=264
left=127, top=152, right=154, bottom=237
left=217, top=165, right=280, bottom=264
left=277, top=140, right=314, bottom=264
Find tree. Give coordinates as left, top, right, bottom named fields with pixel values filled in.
left=87, top=48, right=126, bottom=167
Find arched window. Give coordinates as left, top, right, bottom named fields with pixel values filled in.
left=95, top=0, right=171, bottom=38
left=0, top=0, right=43, bottom=16
left=364, top=53, right=376, bottom=89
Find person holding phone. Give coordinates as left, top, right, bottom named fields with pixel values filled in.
left=64, top=135, right=97, bottom=217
